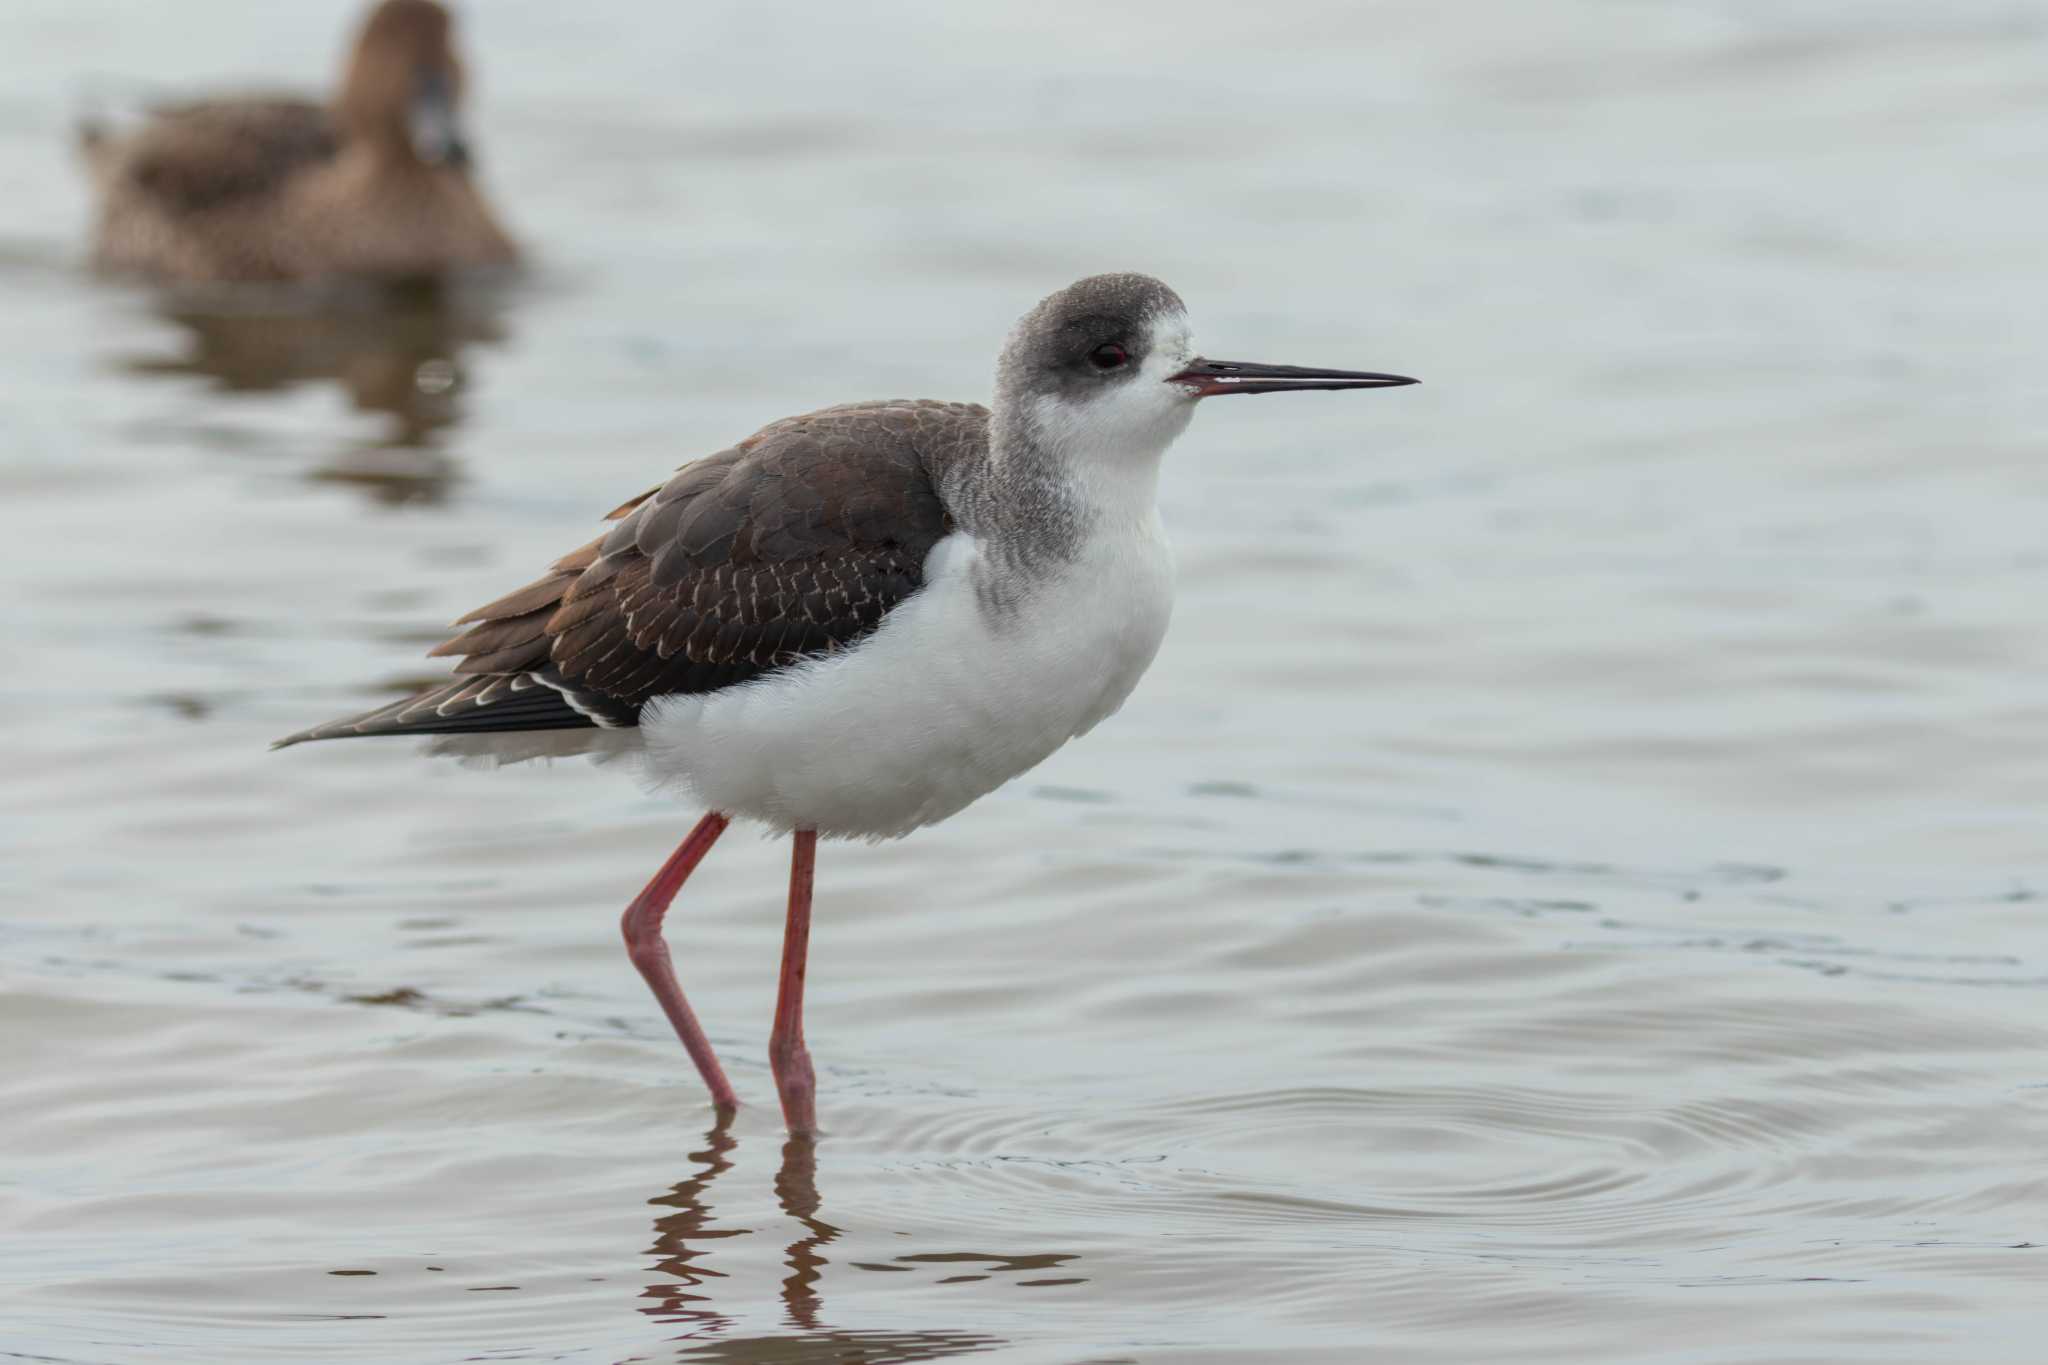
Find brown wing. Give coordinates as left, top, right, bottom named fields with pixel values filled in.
left=274, top=401, right=983, bottom=747
left=94, top=97, right=338, bottom=214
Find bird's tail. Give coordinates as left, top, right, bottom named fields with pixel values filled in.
left=71, top=76, right=159, bottom=180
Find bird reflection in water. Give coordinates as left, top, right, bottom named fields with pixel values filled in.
left=773, top=1134, right=837, bottom=1332
left=641, top=1119, right=747, bottom=1336
left=117, top=277, right=509, bottom=506
left=638, top=1119, right=1021, bottom=1363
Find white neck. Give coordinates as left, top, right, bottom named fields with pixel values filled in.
left=998, top=312, right=1199, bottom=530
left=1030, top=392, right=1186, bottom=516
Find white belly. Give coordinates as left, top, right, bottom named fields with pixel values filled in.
left=638, top=523, right=1175, bottom=839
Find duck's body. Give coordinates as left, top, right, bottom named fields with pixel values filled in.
left=82, top=1, right=515, bottom=284
left=277, top=273, right=1415, bottom=1132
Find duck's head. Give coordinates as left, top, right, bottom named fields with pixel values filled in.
left=337, top=0, right=473, bottom=169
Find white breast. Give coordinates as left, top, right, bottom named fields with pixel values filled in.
left=638, top=520, right=1175, bottom=840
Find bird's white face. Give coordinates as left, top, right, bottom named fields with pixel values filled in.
left=1029, top=309, right=1200, bottom=472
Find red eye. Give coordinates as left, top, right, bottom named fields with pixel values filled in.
left=1089, top=343, right=1129, bottom=370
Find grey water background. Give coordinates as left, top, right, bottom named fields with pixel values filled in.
left=4, top=1, right=2047, bottom=1360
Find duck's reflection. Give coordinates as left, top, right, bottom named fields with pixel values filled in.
left=638, top=1119, right=1015, bottom=1363
left=117, top=278, right=509, bottom=506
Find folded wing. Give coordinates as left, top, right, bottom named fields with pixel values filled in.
left=275, top=400, right=981, bottom=748
left=87, top=98, right=338, bottom=213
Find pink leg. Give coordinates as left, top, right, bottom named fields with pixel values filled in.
left=621, top=812, right=739, bottom=1113
left=770, top=830, right=820, bottom=1135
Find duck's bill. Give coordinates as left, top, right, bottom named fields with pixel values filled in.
left=409, top=71, right=471, bottom=169
left=1169, top=358, right=1418, bottom=397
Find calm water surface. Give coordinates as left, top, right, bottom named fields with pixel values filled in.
left=4, top=2, right=2046, bottom=1361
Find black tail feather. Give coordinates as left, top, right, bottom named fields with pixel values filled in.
left=273, top=672, right=602, bottom=748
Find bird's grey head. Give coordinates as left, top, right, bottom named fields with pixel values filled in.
left=993, top=272, right=1418, bottom=473
left=993, top=273, right=1200, bottom=468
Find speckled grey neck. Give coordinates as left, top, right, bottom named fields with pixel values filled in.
left=941, top=273, right=1186, bottom=616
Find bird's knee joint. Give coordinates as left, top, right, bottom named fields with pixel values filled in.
left=622, top=932, right=668, bottom=969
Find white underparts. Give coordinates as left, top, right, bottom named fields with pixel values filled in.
left=638, top=520, right=1175, bottom=840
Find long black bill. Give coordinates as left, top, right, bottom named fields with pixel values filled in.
left=408, top=69, right=470, bottom=169
left=1169, top=358, right=1418, bottom=397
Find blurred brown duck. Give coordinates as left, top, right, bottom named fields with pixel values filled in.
left=82, top=0, right=517, bottom=284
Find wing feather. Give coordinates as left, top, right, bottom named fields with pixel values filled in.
left=104, top=98, right=338, bottom=214
left=276, top=400, right=982, bottom=748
